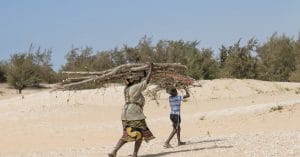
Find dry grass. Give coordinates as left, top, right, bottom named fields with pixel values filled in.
left=295, top=88, right=300, bottom=94
left=269, top=105, right=284, bottom=112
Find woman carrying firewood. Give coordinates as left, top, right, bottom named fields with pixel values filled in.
left=109, top=62, right=155, bottom=157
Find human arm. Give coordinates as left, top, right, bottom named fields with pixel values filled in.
left=183, top=87, right=190, bottom=99
left=145, top=62, right=153, bottom=84
left=130, top=63, right=153, bottom=93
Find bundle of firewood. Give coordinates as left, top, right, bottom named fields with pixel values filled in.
left=61, top=63, right=194, bottom=90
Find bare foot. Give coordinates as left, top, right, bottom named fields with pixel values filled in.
left=163, top=143, right=173, bottom=148
left=178, top=141, right=186, bottom=146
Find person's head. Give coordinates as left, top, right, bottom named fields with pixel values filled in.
left=168, top=86, right=178, bottom=96
left=124, top=75, right=142, bottom=86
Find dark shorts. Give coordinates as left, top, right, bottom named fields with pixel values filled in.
left=170, top=114, right=181, bottom=129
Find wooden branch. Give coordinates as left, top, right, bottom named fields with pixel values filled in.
left=62, top=63, right=186, bottom=75
left=63, top=73, right=145, bottom=88
left=61, top=63, right=191, bottom=89
left=63, top=76, right=98, bottom=83
left=62, top=71, right=107, bottom=75
left=63, top=77, right=98, bottom=89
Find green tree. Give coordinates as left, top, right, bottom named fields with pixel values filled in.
left=257, top=33, right=296, bottom=81
left=0, top=60, right=8, bottom=82
left=6, top=45, right=57, bottom=93
left=153, top=40, right=169, bottom=63
left=61, top=48, right=79, bottom=71
left=62, top=47, right=95, bottom=71
left=7, top=54, right=40, bottom=93
left=289, top=34, right=300, bottom=82
left=111, top=48, right=126, bottom=66
left=124, top=45, right=141, bottom=63
left=153, top=40, right=218, bottom=79
left=165, top=40, right=199, bottom=64
left=93, top=51, right=113, bottom=71
left=219, top=45, right=228, bottom=67
left=32, top=48, right=58, bottom=83
left=188, top=48, right=218, bottom=79
left=136, top=36, right=154, bottom=62
left=218, top=38, right=258, bottom=79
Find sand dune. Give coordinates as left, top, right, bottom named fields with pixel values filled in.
left=0, top=79, right=299, bottom=157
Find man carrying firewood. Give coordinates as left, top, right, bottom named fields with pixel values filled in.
left=109, top=62, right=155, bottom=157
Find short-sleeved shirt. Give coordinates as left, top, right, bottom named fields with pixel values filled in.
left=169, top=95, right=184, bottom=115
left=121, top=80, right=148, bottom=120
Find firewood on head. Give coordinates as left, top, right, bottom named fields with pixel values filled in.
left=60, top=63, right=193, bottom=90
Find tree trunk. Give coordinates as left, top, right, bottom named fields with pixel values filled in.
left=18, top=88, right=22, bottom=94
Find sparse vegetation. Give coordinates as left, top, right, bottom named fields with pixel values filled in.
left=255, top=89, right=264, bottom=94
left=199, top=116, right=205, bottom=120
left=295, top=88, right=300, bottom=94
left=276, top=85, right=292, bottom=92
left=284, top=87, right=291, bottom=91
left=269, top=105, right=284, bottom=112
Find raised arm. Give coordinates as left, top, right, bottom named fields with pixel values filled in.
left=145, top=62, right=153, bottom=84
left=183, top=87, right=190, bottom=99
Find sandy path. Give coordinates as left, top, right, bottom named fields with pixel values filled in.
left=0, top=79, right=300, bottom=157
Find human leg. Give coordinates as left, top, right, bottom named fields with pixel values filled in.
left=176, top=125, right=186, bottom=146
left=108, top=139, right=127, bottom=157
left=164, top=128, right=176, bottom=148
left=133, top=138, right=143, bottom=157
left=164, top=114, right=179, bottom=148
left=175, top=115, right=185, bottom=146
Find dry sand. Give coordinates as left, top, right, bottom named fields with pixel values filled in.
left=0, top=79, right=299, bottom=157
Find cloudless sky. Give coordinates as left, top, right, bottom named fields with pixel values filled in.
left=0, top=0, right=299, bottom=70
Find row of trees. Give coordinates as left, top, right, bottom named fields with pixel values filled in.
left=62, top=33, right=300, bottom=81
left=1, top=33, right=300, bottom=93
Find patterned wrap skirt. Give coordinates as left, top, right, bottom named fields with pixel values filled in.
left=121, top=119, right=155, bottom=142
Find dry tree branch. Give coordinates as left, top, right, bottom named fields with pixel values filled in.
left=60, top=63, right=193, bottom=89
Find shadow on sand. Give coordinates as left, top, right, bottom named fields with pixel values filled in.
left=140, top=139, right=233, bottom=157
left=186, top=138, right=226, bottom=145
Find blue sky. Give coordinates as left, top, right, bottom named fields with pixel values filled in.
left=0, top=0, right=299, bottom=70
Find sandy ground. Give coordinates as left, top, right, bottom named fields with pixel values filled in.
left=0, top=79, right=300, bottom=157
